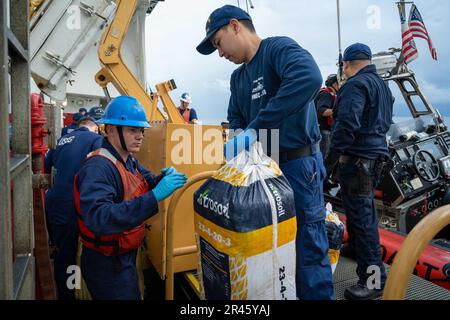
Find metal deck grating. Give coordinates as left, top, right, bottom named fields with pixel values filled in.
left=184, top=256, right=450, bottom=300
left=333, top=257, right=450, bottom=300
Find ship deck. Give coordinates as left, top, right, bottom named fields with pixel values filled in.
left=333, top=257, right=450, bottom=300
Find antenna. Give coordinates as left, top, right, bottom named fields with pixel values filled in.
left=238, top=0, right=255, bottom=11
left=336, top=0, right=343, bottom=82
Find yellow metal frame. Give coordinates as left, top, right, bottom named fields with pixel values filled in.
left=95, top=0, right=185, bottom=124
left=134, top=122, right=223, bottom=279
left=155, top=80, right=188, bottom=124
left=94, top=0, right=225, bottom=287
left=383, top=205, right=450, bottom=299
left=165, top=171, right=216, bottom=300
left=182, top=271, right=201, bottom=297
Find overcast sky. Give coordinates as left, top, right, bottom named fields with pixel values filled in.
left=144, top=0, right=450, bottom=124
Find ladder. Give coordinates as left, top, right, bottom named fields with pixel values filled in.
left=0, top=0, right=34, bottom=299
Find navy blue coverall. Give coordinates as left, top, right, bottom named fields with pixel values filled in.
left=328, top=64, right=393, bottom=287
left=75, top=140, right=161, bottom=300
left=44, top=127, right=103, bottom=299
left=228, top=36, right=334, bottom=300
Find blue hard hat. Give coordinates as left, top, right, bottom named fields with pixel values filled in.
left=343, top=43, right=372, bottom=61
left=88, top=106, right=105, bottom=120
left=98, top=96, right=151, bottom=128
left=197, top=5, right=252, bottom=55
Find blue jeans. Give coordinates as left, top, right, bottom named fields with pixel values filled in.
left=338, top=162, right=386, bottom=287
left=280, top=151, right=335, bottom=300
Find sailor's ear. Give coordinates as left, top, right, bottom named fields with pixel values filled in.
left=229, top=19, right=240, bottom=33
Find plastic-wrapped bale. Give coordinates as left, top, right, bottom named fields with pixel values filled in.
left=325, top=203, right=345, bottom=273
left=194, top=143, right=297, bottom=300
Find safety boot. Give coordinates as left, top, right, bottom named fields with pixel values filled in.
left=339, top=243, right=355, bottom=259
left=344, top=283, right=384, bottom=300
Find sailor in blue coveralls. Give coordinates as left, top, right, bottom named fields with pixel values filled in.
left=326, top=43, right=393, bottom=300
left=74, top=96, right=187, bottom=299
left=44, top=116, right=102, bottom=299
left=197, top=5, right=334, bottom=300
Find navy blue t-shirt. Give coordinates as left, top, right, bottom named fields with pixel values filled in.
left=227, top=36, right=322, bottom=152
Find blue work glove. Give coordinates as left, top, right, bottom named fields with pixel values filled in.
left=152, top=171, right=187, bottom=202
left=224, top=129, right=257, bottom=161
left=161, top=167, right=177, bottom=176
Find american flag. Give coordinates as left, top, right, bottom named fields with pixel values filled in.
left=398, top=4, right=418, bottom=64
left=408, top=4, right=437, bottom=60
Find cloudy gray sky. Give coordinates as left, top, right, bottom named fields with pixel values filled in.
left=144, top=0, right=450, bottom=124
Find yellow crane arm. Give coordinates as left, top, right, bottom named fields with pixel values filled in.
left=95, top=0, right=185, bottom=123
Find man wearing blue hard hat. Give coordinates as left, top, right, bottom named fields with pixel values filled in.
left=74, top=96, right=187, bottom=299
left=197, top=5, right=334, bottom=300
left=326, top=43, right=393, bottom=299
left=44, top=115, right=102, bottom=299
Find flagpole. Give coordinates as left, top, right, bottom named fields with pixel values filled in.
left=396, top=0, right=407, bottom=68
left=397, top=0, right=441, bottom=124
left=336, top=0, right=343, bottom=82
left=400, top=0, right=405, bottom=16
left=400, top=0, right=405, bottom=56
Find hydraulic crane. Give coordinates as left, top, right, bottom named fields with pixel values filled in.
left=30, top=0, right=224, bottom=289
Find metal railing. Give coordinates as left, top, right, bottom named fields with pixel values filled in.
left=165, top=171, right=216, bottom=300
left=383, top=204, right=450, bottom=299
